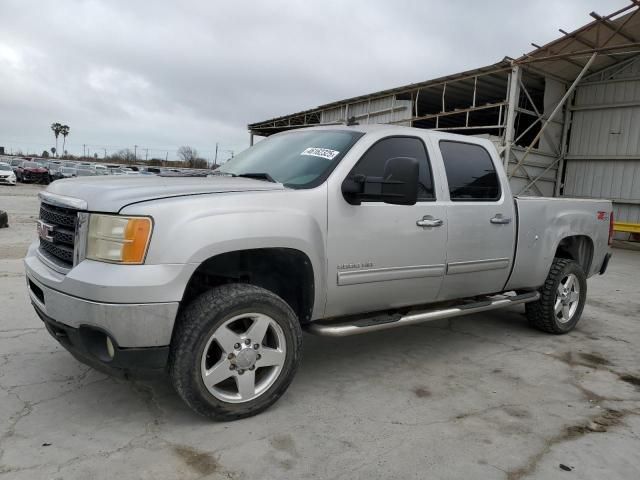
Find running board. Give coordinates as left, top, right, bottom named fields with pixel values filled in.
left=305, top=291, right=540, bottom=337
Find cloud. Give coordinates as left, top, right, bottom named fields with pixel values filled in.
left=0, top=0, right=629, bottom=159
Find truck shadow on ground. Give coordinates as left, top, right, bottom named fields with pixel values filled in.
left=129, top=306, right=571, bottom=419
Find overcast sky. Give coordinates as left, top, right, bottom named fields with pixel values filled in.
left=0, top=0, right=629, bottom=161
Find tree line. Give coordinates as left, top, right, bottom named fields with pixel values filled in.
left=43, top=121, right=217, bottom=168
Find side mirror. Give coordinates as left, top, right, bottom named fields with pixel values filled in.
left=342, top=157, right=419, bottom=206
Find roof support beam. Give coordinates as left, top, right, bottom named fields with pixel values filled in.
left=515, top=42, right=640, bottom=65
left=531, top=42, right=587, bottom=70
left=509, top=52, right=598, bottom=184
left=558, top=28, right=619, bottom=62
left=503, top=65, right=521, bottom=170
left=589, top=11, right=638, bottom=43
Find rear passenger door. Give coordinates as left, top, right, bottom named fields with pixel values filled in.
left=438, top=140, right=516, bottom=300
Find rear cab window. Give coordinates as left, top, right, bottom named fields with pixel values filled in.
left=439, top=141, right=500, bottom=201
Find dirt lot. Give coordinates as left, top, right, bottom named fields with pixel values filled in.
left=1, top=183, right=639, bottom=479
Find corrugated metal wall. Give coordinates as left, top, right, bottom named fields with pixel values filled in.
left=320, top=95, right=412, bottom=126
left=563, top=55, right=640, bottom=223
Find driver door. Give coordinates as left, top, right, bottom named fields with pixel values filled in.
left=325, top=136, right=447, bottom=318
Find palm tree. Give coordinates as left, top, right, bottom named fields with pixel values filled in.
left=60, top=125, right=70, bottom=156
left=50, top=123, right=62, bottom=157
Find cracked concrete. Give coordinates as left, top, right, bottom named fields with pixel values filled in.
left=1, top=183, right=639, bottom=479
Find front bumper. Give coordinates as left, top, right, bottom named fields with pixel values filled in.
left=34, top=304, right=169, bottom=378
left=25, top=273, right=177, bottom=376
left=0, top=176, right=16, bottom=185
left=21, top=173, right=48, bottom=183
left=26, top=272, right=180, bottom=347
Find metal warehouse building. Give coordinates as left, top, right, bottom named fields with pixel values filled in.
left=248, top=2, right=640, bottom=236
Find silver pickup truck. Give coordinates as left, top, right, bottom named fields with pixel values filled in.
left=24, top=125, right=613, bottom=420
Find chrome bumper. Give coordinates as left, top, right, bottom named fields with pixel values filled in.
left=26, top=274, right=178, bottom=347
left=24, top=241, right=185, bottom=348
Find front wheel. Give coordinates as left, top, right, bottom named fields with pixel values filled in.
left=169, top=284, right=302, bottom=420
left=525, top=258, right=587, bottom=334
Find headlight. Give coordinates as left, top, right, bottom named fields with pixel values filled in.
left=86, top=214, right=152, bottom=264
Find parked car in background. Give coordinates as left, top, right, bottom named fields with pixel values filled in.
left=51, top=167, right=77, bottom=181
left=75, top=167, right=96, bottom=177
left=62, top=161, right=78, bottom=169
left=138, top=166, right=161, bottom=175
left=10, top=159, right=23, bottom=173
left=15, top=161, right=48, bottom=183
left=46, top=161, right=62, bottom=182
left=94, top=165, right=109, bottom=175
left=0, top=162, right=17, bottom=185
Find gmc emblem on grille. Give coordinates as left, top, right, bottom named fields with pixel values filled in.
left=37, top=220, right=55, bottom=242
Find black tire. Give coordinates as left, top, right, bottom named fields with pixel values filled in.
left=525, top=258, right=587, bottom=334
left=169, top=284, right=303, bottom=421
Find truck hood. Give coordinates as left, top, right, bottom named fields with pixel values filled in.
left=44, top=175, right=286, bottom=212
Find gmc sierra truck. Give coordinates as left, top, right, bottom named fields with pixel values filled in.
left=25, top=125, right=613, bottom=420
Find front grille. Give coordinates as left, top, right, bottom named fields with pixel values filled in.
left=39, top=202, right=79, bottom=268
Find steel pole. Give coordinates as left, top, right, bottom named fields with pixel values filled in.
left=503, top=65, right=521, bottom=170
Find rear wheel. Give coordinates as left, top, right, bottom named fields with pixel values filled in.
left=526, top=258, right=587, bottom=334
left=169, top=284, right=302, bottom=420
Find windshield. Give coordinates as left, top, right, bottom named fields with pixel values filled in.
left=61, top=167, right=75, bottom=173
left=218, top=130, right=363, bottom=188
left=0, top=164, right=11, bottom=171
left=23, top=162, right=38, bottom=168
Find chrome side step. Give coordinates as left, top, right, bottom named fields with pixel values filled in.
left=305, top=291, right=540, bottom=337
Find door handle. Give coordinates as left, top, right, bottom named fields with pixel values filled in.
left=490, top=214, right=512, bottom=225
left=417, top=216, right=443, bottom=228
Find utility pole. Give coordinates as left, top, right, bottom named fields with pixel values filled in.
left=165, top=151, right=168, bottom=165
left=83, top=144, right=86, bottom=158
left=134, top=145, right=138, bottom=160
left=103, top=148, right=107, bottom=158
left=214, top=143, right=219, bottom=165
left=145, top=148, right=148, bottom=162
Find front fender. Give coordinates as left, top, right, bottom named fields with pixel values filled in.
left=120, top=189, right=328, bottom=318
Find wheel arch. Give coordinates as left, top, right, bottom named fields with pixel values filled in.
left=554, top=235, right=594, bottom=274
left=179, top=247, right=315, bottom=325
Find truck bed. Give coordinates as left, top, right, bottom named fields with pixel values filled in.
left=506, top=196, right=612, bottom=291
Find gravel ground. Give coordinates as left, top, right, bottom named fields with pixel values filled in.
left=1, top=183, right=639, bottom=480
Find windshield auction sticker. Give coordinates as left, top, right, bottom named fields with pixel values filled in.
left=301, top=147, right=340, bottom=160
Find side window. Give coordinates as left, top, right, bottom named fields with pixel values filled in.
left=440, top=141, right=500, bottom=201
left=350, top=137, right=435, bottom=201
